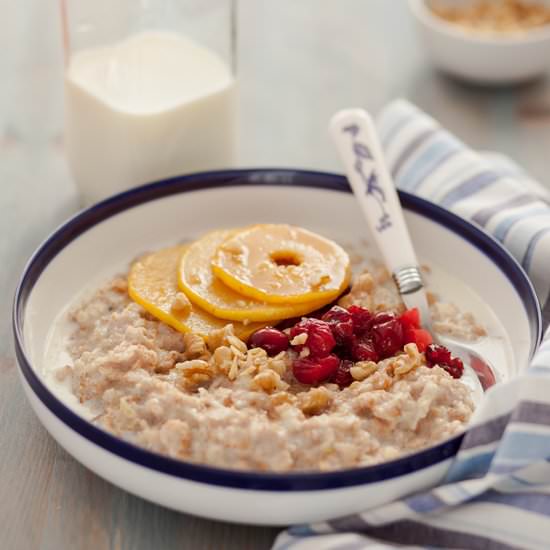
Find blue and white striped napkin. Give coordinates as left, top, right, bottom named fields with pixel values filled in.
left=274, top=100, right=550, bottom=550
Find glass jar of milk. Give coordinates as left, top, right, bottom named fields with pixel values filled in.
left=61, top=1, right=237, bottom=204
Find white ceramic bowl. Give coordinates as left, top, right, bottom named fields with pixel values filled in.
left=408, top=0, right=550, bottom=84
left=13, top=169, right=542, bottom=525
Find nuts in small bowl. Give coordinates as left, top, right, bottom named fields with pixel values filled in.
left=431, top=0, right=550, bottom=34
left=408, top=0, right=550, bottom=84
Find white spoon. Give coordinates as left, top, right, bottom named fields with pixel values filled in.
left=330, top=108, right=492, bottom=400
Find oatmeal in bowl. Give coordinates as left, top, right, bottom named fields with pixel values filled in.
left=60, top=223, right=481, bottom=472
left=14, top=169, right=539, bottom=524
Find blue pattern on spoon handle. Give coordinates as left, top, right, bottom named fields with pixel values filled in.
left=329, top=108, right=429, bottom=321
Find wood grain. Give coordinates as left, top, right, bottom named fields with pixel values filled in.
left=2, top=1, right=550, bottom=549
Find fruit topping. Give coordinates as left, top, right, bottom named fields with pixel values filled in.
left=128, top=245, right=266, bottom=341
left=399, top=308, right=432, bottom=351
left=289, top=318, right=336, bottom=358
left=347, top=305, right=373, bottom=335
left=331, top=359, right=354, bottom=388
left=398, top=307, right=421, bottom=329
left=425, top=343, right=452, bottom=365
left=321, top=306, right=354, bottom=345
left=293, top=354, right=340, bottom=384
left=350, top=337, right=379, bottom=362
left=211, top=224, right=351, bottom=304
left=403, top=328, right=433, bottom=352
left=272, top=305, right=465, bottom=386
left=445, top=357, right=465, bottom=379
left=249, top=327, right=290, bottom=356
left=370, top=316, right=404, bottom=358
left=425, top=343, right=464, bottom=379
left=179, top=229, right=329, bottom=322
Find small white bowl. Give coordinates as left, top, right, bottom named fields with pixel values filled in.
left=408, top=0, right=550, bottom=84
left=13, top=169, right=542, bottom=525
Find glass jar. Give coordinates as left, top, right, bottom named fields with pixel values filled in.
left=61, top=0, right=237, bottom=204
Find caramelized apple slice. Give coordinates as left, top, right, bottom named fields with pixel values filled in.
left=211, top=224, right=351, bottom=304
left=128, top=245, right=265, bottom=341
left=179, top=229, right=331, bottom=321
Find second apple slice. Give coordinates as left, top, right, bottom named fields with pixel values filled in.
left=128, top=244, right=266, bottom=341
left=178, top=229, right=330, bottom=322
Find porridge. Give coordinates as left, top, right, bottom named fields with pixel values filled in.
left=55, top=224, right=483, bottom=472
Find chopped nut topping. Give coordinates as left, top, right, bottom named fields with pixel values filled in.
left=270, top=391, right=296, bottom=407
left=176, top=359, right=214, bottom=387
left=227, top=334, right=248, bottom=355
left=298, top=387, right=332, bottom=415
left=183, top=332, right=210, bottom=361
left=290, top=333, right=308, bottom=346
left=207, top=324, right=239, bottom=352
left=171, top=292, right=191, bottom=315
left=393, top=344, right=423, bottom=376
left=350, top=361, right=378, bottom=381
left=252, top=369, right=288, bottom=393
left=430, top=0, right=550, bottom=33
left=176, top=359, right=212, bottom=376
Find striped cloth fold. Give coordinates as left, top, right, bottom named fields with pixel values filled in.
left=273, top=100, right=550, bottom=550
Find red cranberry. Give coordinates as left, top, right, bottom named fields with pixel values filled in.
left=351, top=337, right=379, bottom=362
left=368, top=311, right=396, bottom=329
left=403, top=327, right=415, bottom=345
left=347, top=305, right=372, bottom=335
left=425, top=344, right=463, bottom=379
left=322, top=306, right=354, bottom=345
left=444, top=357, right=464, bottom=379
left=405, top=328, right=433, bottom=353
left=293, top=354, right=340, bottom=384
left=249, top=327, right=289, bottom=356
left=322, top=305, right=351, bottom=324
left=289, top=318, right=336, bottom=358
left=370, top=318, right=404, bottom=358
left=333, top=343, right=352, bottom=361
left=425, top=344, right=452, bottom=366
left=332, top=322, right=354, bottom=346
left=331, top=359, right=354, bottom=388
left=398, top=308, right=420, bottom=329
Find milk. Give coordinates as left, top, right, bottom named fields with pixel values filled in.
left=65, top=31, right=237, bottom=204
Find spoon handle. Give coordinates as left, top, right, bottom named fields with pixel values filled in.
left=330, top=109, right=490, bottom=397
left=329, top=108, right=420, bottom=275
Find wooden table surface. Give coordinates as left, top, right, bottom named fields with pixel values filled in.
left=2, top=2, right=550, bottom=549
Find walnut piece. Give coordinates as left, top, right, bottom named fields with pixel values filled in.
left=350, top=361, right=378, bottom=381
left=298, top=387, right=332, bottom=416
left=171, top=292, right=191, bottom=316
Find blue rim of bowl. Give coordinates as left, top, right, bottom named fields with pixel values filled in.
left=13, top=168, right=542, bottom=491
